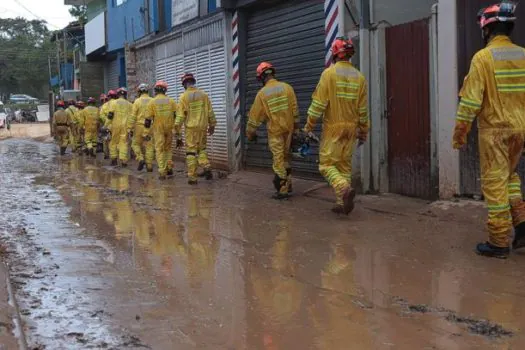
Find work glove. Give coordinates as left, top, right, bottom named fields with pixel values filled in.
left=247, top=132, right=257, bottom=142
left=107, top=112, right=114, bottom=120
left=452, top=124, right=468, bottom=150
left=144, top=135, right=151, bottom=142
left=173, top=111, right=177, bottom=119
left=144, top=118, right=152, bottom=129
left=128, top=130, right=134, bottom=139
left=208, top=125, right=215, bottom=136
left=175, top=135, right=184, bottom=149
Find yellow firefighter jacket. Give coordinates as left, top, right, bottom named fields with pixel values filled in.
left=175, top=87, right=216, bottom=132
left=80, top=106, right=100, bottom=132
left=53, top=109, right=70, bottom=126
left=454, top=35, right=525, bottom=136
left=147, top=93, right=177, bottom=131
left=128, top=94, right=153, bottom=129
left=247, top=78, right=298, bottom=136
left=108, top=97, right=133, bottom=131
left=305, top=61, right=368, bottom=136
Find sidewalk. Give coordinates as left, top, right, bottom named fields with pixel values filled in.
left=0, top=258, right=20, bottom=349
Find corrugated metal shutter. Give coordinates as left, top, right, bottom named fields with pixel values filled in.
left=155, top=14, right=229, bottom=170
left=107, top=59, right=120, bottom=90
left=244, top=0, right=325, bottom=177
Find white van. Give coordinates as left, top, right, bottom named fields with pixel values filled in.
left=0, top=102, right=6, bottom=128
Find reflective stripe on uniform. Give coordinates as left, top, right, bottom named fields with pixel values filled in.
left=487, top=204, right=511, bottom=213
left=336, top=92, right=358, bottom=100
left=495, top=69, right=525, bottom=78
left=459, top=97, right=482, bottom=109
left=336, top=81, right=359, bottom=89
left=308, top=99, right=327, bottom=118
left=497, top=83, right=525, bottom=92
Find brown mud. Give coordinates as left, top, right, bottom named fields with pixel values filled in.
left=0, top=139, right=525, bottom=349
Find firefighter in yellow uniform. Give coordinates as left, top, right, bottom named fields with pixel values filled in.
left=66, top=99, right=79, bottom=153
left=147, top=81, right=177, bottom=179
left=79, top=97, right=100, bottom=157
left=100, top=91, right=117, bottom=159
left=305, top=37, right=368, bottom=215
left=52, top=100, right=70, bottom=155
left=107, top=88, right=132, bottom=167
left=247, top=62, right=299, bottom=199
left=74, top=101, right=86, bottom=154
left=128, top=83, right=154, bottom=172
left=175, top=73, right=216, bottom=185
left=453, top=2, right=525, bottom=258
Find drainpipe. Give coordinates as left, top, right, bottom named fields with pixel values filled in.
left=430, top=3, right=439, bottom=198
left=359, top=0, right=373, bottom=192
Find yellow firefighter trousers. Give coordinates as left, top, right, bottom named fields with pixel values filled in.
left=319, top=128, right=356, bottom=205
left=69, top=123, right=81, bottom=150
left=132, top=125, right=154, bottom=167
left=55, top=126, right=69, bottom=148
left=84, top=128, right=98, bottom=150
left=154, top=129, right=173, bottom=176
left=268, top=131, right=293, bottom=194
left=109, top=124, right=129, bottom=162
left=186, top=129, right=211, bottom=181
left=479, top=129, right=525, bottom=247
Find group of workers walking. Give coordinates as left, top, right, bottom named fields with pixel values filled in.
left=53, top=73, right=216, bottom=183
left=52, top=1, right=525, bottom=259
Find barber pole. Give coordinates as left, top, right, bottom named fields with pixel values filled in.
left=231, top=11, right=242, bottom=170
left=325, top=0, right=340, bottom=67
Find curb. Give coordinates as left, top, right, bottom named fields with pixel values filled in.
left=0, top=261, right=28, bottom=350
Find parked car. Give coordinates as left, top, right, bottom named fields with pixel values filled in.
left=9, top=94, right=39, bottom=104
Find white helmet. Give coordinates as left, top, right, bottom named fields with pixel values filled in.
left=137, top=83, right=149, bottom=93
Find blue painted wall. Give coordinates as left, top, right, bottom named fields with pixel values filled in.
left=107, top=0, right=152, bottom=52
left=151, top=0, right=172, bottom=32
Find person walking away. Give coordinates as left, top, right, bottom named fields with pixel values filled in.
left=304, top=37, right=369, bottom=215
left=453, top=2, right=525, bottom=259
left=128, top=84, right=154, bottom=172
left=66, top=99, right=79, bottom=153
left=246, top=62, right=299, bottom=199
left=81, top=97, right=100, bottom=157
left=100, top=91, right=117, bottom=159
left=74, top=101, right=86, bottom=154
left=146, top=81, right=177, bottom=180
left=53, top=100, right=70, bottom=155
left=175, top=73, right=216, bottom=185
left=107, top=88, right=133, bottom=167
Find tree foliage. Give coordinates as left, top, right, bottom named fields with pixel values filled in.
left=69, top=5, right=87, bottom=25
left=0, top=17, right=53, bottom=99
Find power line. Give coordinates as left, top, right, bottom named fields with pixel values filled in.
left=12, top=0, right=61, bottom=29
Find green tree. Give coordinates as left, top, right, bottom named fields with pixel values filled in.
left=0, top=17, right=54, bottom=99
left=68, top=5, right=87, bottom=26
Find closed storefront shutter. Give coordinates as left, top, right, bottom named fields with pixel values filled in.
left=106, top=59, right=120, bottom=91
left=244, top=0, right=325, bottom=177
left=154, top=13, right=230, bottom=170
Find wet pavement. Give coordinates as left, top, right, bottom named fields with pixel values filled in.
left=1, top=139, right=525, bottom=349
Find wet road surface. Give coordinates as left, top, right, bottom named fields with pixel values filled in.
left=1, top=139, right=525, bottom=349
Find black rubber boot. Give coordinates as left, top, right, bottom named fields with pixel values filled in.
left=90, top=149, right=96, bottom=158
left=121, top=162, right=128, bottom=168
left=137, top=161, right=145, bottom=171
left=273, top=174, right=282, bottom=192
left=272, top=192, right=290, bottom=200
left=203, top=169, right=213, bottom=180
left=60, top=147, right=66, bottom=155
left=146, top=166, right=153, bottom=173
left=110, top=159, right=118, bottom=166
left=475, top=242, right=510, bottom=259
left=104, top=154, right=110, bottom=160
left=286, top=168, right=293, bottom=193
left=342, top=188, right=356, bottom=215
left=331, top=205, right=345, bottom=214
left=167, top=169, right=174, bottom=177
left=512, top=222, right=525, bottom=250
left=159, top=175, right=167, bottom=180
left=188, top=179, right=198, bottom=185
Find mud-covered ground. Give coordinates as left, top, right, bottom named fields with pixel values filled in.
left=1, top=139, right=525, bottom=349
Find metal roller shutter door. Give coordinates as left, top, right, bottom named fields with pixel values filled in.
left=244, top=0, right=325, bottom=176
left=107, top=59, right=120, bottom=90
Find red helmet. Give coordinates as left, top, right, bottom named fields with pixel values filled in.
left=87, top=97, right=96, bottom=104
left=67, top=99, right=76, bottom=106
left=99, top=93, right=107, bottom=101
left=76, top=101, right=86, bottom=108
left=154, top=80, right=168, bottom=91
left=107, top=90, right=117, bottom=98
left=56, top=100, right=65, bottom=108
left=181, top=73, right=196, bottom=86
left=478, top=2, right=517, bottom=29
left=256, top=62, right=275, bottom=80
left=331, top=37, right=354, bottom=60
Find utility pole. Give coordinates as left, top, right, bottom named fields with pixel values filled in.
left=55, top=32, right=61, bottom=84
left=48, top=56, right=52, bottom=87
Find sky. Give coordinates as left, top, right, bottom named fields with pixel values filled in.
left=0, top=0, right=75, bottom=29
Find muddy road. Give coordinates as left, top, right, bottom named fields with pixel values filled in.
left=1, top=139, right=525, bottom=349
